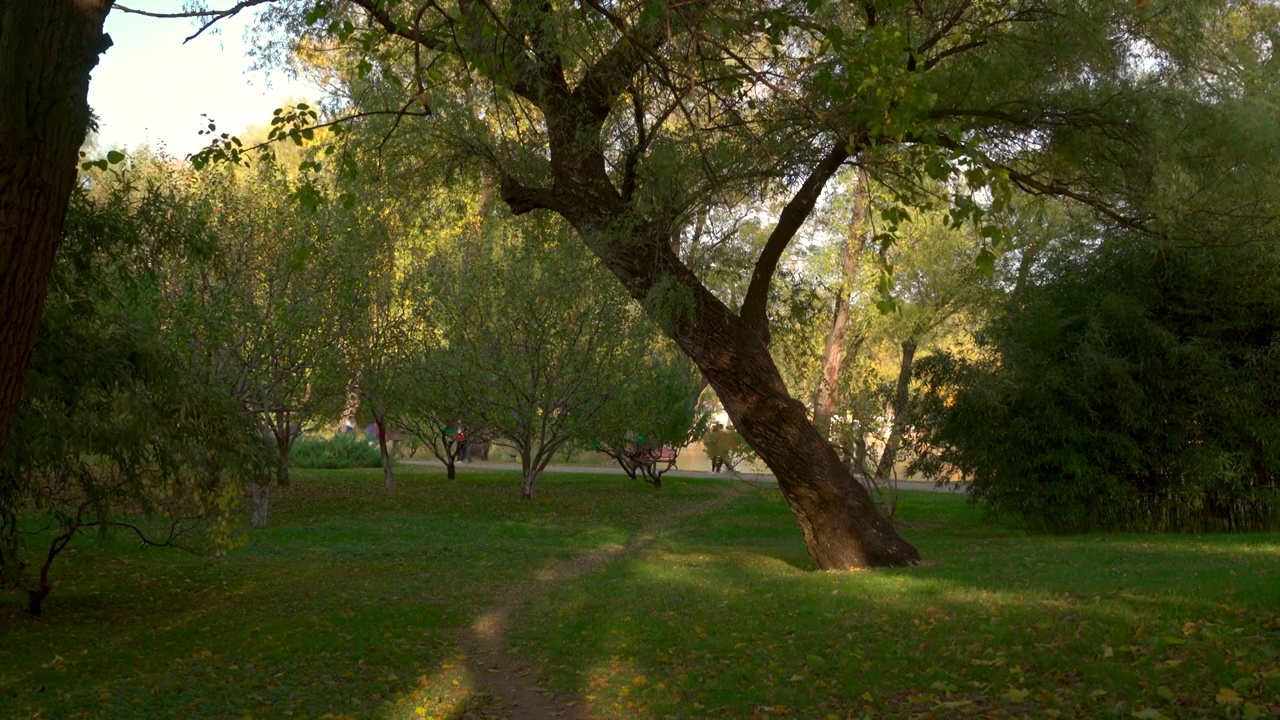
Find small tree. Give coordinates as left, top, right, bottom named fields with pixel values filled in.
left=168, top=161, right=365, bottom=525
left=595, top=353, right=707, bottom=488
left=389, top=345, right=491, bottom=481
left=702, top=425, right=760, bottom=475
left=427, top=219, right=651, bottom=498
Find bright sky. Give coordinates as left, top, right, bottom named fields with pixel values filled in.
left=88, top=4, right=317, bottom=158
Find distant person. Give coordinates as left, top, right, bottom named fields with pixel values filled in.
left=708, top=423, right=726, bottom=473
left=457, top=432, right=469, bottom=463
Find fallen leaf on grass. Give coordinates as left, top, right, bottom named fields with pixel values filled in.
left=1004, top=687, right=1029, bottom=702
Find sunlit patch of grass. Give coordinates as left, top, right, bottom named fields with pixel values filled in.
left=513, top=489, right=1280, bottom=719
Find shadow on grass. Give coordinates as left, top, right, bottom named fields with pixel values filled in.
left=501, top=490, right=1280, bottom=719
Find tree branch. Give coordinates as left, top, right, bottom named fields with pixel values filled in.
left=499, top=173, right=560, bottom=215
left=739, top=139, right=854, bottom=345
left=115, top=0, right=275, bottom=43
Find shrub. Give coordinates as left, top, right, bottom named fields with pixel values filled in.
left=911, top=239, right=1280, bottom=532
left=290, top=434, right=384, bottom=469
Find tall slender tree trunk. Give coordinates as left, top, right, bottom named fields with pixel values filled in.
left=337, top=381, right=360, bottom=433
left=876, top=338, right=918, bottom=481
left=272, top=413, right=292, bottom=487
left=0, top=0, right=113, bottom=459
left=374, top=405, right=394, bottom=490
left=813, top=181, right=870, bottom=436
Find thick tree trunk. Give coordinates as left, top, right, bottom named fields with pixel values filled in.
left=501, top=76, right=919, bottom=569
left=556, top=214, right=920, bottom=569
left=250, top=482, right=270, bottom=528
left=0, top=0, right=113, bottom=459
left=876, top=338, right=918, bottom=481
left=445, top=459, right=456, bottom=479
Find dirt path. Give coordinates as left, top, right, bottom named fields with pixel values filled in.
left=450, top=488, right=738, bottom=720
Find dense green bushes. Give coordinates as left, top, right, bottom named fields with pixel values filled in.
left=290, top=434, right=384, bottom=469
left=913, top=240, right=1280, bottom=532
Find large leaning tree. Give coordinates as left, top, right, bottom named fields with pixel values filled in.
left=6, top=0, right=1275, bottom=569
left=0, top=0, right=113, bottom=460
left=241, top=0, right=1277, bottom=569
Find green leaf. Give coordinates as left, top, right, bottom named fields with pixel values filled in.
left=976, top=248, right=997, bottom=277
left=106, top=150, right=126, bottom=165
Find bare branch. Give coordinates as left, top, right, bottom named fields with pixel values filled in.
left=116, top=0, right=275, bottom=43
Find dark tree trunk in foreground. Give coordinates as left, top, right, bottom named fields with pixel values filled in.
left=0, top=0, right=113, bottom=459
left=876, top=338, right=918, bottom=481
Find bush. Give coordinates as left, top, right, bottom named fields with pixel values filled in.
left=290, top=434, right=384, bottom=469
left=912, top=239, right=1280, bottom=533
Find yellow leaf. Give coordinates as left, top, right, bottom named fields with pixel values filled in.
left=1005, top=687, right=1030, bottom=702
left=1216, top=688, right=1242, bottom=706
left=631, top=675, right=648, bottom=686
left=862, top=691, right=874, bottom=702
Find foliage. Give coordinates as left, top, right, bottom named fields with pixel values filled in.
left=423, top=218, right=656, bottom=497
left=701, top=426, right=758, bottom=473
left=289, top=433, right=384, bottom=469
left=911, top=239, right=1280, bottom=533
left=593, top=352, right=708, bottom=487
left=0, top=168, right=253, bottom=616
left=164, top=159, right=371, bottom=492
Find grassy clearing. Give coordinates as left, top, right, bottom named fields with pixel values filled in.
left=0, top=469, right=721, bottom=719
left=513, top=488, right=1280, bottom=719
left=3, top=470, right=1279, bottom=720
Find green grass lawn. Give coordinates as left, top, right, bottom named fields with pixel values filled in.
left=3, top=470, right=1278, bottom=720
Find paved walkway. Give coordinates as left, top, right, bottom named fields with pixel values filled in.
left=399, top=457, right=964, bottom=494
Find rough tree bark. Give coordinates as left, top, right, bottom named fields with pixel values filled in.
left=0, top=0, right=114, bottom=460
left=875, top=338, right=918, bottom=481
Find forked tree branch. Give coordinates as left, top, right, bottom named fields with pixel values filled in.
left=116, top=0, right=275, bottom=43
left=739, top=139, right=856, bottom=345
